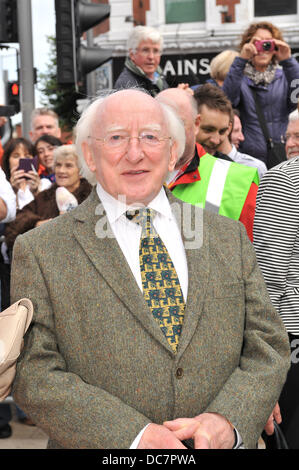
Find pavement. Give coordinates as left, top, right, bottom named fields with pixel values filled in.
left=0, top=400, right=48, bottom=449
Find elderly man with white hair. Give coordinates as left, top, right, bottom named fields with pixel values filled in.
left=114, top=26, right=169, bottom=96
left=11, top=89, right=289, bottom=450
left=254, top=109, right=299, bottom=449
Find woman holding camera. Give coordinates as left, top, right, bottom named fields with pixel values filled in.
left=222, top=21, right=299, bottom=167
left=2, top=138, right=51, bottom=210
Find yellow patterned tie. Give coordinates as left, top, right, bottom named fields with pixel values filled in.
left=126, top=208, right=185, bottom=353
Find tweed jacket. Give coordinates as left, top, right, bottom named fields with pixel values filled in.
left=11, top=187, right=290, bottom=449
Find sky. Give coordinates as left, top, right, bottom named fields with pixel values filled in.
left=31, top=0, right=56, bottom=94
left=0, top=0, right=55, bottom=120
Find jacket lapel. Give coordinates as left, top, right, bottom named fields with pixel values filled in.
left=72, top=188, right=174, bottom=353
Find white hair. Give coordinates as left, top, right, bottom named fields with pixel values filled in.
left=75, top=94, right=109, bottom=185
left=127, top=26, right=163, bottom=53
left=159, top=102, right=185, bottom=159
left=75, top=89, right=185, bottom=185
left=53, top=144, right=79, bottom=165
left=289, top=109, right=299, bottom=122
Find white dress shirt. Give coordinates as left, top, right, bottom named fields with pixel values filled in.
left=0, top=168, right=16, bottom=223
left=96, top=183, right=188, bottom=301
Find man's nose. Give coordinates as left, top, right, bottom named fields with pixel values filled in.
left=126, top=137, right=143, bottom=160
left=238, top=131, right=245, bottom=142
left=210, top=133, right=221, bottom=144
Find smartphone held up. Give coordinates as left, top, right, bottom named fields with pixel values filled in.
left=17, top=156, right=39, bottom=177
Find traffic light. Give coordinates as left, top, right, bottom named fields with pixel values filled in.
left=0, top=0, right=18, bottom=43
left=55, top=0, right=113, bottom=85
left=6, top=81, right=20, bottom=114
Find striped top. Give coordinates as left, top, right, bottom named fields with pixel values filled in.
left=253, top=156, right=299, bottom=335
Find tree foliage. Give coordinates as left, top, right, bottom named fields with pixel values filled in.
left=37, top=36, right=82, bottom=133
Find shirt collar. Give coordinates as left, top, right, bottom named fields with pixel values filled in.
left=96, top=182, right=173, bottom=224
left=228, top=144, right=237, bottom=159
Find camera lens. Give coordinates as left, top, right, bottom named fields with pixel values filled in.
left=262, top=41, right=272, bottom=51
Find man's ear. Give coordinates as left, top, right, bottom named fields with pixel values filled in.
left=194, top=114, right=200, bottom=137
left=82, top=141, right=96, bottom=172
left=168, top=141, right=178, bottom=172
left=129, top=50, right=135, bottom=64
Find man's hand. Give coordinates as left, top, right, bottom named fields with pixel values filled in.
left=137, top=423, right=187, bottom=449
left=163, top=413, right=235, bottom=449
left=264, top=402, right=282, bottom=436
left=177, top=83, right=194, bottom=96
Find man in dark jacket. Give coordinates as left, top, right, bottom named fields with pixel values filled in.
left=114, top=26, right=169, bottom=97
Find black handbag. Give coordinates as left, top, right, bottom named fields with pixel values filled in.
left=251, top=88, right=287, bottom=169
left=262, top=421, right=289, bottom=449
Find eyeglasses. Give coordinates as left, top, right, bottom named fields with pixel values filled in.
left=135, top=47, right=161, bottom=57
left=88, top=132, right=172, bottom=150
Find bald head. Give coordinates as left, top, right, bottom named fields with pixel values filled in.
left=156, top=88, right=199, bottom=168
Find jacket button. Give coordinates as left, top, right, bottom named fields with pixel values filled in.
left=175, top=367, right=184, bottom=379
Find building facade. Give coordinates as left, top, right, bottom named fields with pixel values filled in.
left=92, top=0, right=299, bottom=90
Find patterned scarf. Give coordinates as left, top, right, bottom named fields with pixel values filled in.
left=244, top=61, right=278, bottom=86
left=125, top=57, right=165, bottom=91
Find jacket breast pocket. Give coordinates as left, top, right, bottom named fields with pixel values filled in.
left=199, top=281, right=246, bottom=367
left=202, top=281, right=245, bottom=335
left=206, top=281, right=244, bottom=299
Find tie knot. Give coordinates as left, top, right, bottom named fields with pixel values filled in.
left=125, top=208, right=155, bottom=236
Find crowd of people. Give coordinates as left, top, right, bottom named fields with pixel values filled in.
left=0, top=108, right=92, bottom=436
left=0, top=20, right=299, bottom=449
